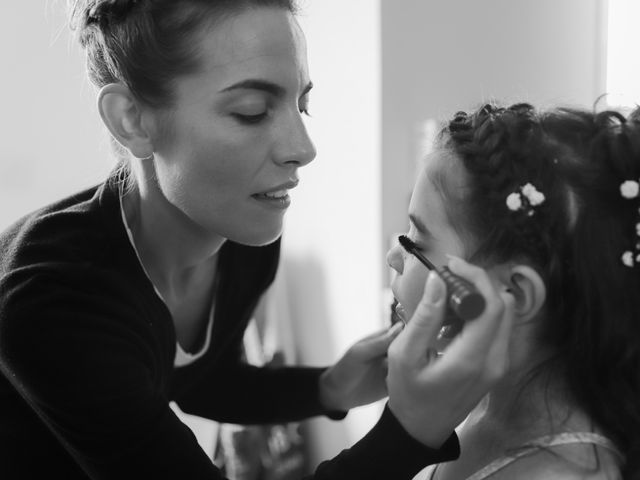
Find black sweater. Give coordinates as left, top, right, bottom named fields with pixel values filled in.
left=0, top=173, right=459, bottom=479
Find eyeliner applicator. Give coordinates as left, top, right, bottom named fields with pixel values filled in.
left=398, top=235, right=486, bottom=321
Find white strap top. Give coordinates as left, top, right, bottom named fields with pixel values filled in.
left=421, top=432, right=622, bottom=480
left=119, top=189, right=215, bottom=367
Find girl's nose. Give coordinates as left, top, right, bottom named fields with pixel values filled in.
left=386, top=243, right=404, bottom=274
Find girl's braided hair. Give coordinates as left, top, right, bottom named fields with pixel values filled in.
left=438, top=102, right=640, bottom=478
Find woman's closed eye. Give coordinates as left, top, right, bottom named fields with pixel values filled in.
left=230, top=100, right=269, bottom=125
left=232, top=111, right=268, bottom=124
left=231, top=105, right=310, bottom=125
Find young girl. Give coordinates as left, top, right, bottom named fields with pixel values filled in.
left=387, top=102, right=639, bottom=479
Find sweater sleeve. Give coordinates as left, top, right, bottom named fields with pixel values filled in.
left=174, top=353, right=347, bottom=424
left=308, top=404, right=460, bottom=480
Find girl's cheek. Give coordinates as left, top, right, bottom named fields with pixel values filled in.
left=404, top=267, right=430, bottom=317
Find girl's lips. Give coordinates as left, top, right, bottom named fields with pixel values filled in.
left=393, top=302, right=408, bottom=324
left=393, top=299, right=462, bottom=329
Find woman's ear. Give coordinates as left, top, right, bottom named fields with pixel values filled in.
left=503, top=264, right=547, bottom=322
left=97, top=83, right=154, bottom=159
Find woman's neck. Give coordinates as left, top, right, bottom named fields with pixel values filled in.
left=122, top=169, right=224, bottom=293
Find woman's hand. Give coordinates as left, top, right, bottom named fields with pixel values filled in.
left=318, top=323, right=404, bottom=412
left=387, top=256, right=515, bottom=448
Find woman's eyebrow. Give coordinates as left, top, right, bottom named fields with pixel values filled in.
left=220, top=79, right=313, bottom=99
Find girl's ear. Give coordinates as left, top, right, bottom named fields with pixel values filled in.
left=506, top=264, right=546, bottom=322
left=97, top=83, right=154, bottom=159
left=494, top=264, right=546, bottom=322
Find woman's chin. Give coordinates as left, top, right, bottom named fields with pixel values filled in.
left=225, top=224, right=283, bottom=247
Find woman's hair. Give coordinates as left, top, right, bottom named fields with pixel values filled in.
left=436, top=102, right=640, bottom=478
left=69, top=0, right=298, bottom=108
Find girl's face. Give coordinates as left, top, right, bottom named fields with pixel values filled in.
left=148, top=7, right=316, bottom=246
left=387, top=151, right=466, bottom=320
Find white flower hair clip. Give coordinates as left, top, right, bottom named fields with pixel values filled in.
left=620, top=179, right=639, bottom=199
left=620, top=179, right=640, bottom=267
left=506, top=182, right=546, bottom=216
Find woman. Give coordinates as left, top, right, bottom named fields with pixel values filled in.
left=387, top=102, right=638, bottom=479
left=0, top=1, right=514, bottom=478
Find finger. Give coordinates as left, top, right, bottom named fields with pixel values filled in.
left=358, top=326, right=395, bottom=342
left=446, top=256, right=507, bottom=342
left=437, top=285, right=511, bottom=371
left=391, top=271, right=447, bottom=365
left=446, top=254, right=496, bottom=307
left=353, top=322, right=405, bottom=358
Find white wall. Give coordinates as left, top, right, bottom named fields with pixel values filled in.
left=0, top=1, right=112, bottom=230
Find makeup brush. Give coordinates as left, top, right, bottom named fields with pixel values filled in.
left=398, top=235, right=486, bottom=321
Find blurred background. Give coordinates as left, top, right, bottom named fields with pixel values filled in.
left=1, top=0, right=639, bottom=476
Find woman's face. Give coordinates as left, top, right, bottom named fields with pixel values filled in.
left=148, top=7, right=316, bottom=246
left=387, top=151, right=466, bottom=321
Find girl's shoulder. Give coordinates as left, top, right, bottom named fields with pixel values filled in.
left=475, top=433, right=622, bottom=480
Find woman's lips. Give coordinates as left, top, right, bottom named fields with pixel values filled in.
left=251, top=181, right=298, bottom=210
left=251, top=190, right=291, bottom=209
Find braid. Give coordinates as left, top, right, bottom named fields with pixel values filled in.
left=439, top=102, right=564, bottom=268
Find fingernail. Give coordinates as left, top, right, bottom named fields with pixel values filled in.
left=446, top=254, right=464, bottom=273
left=425, top=270, right=445, bottom=305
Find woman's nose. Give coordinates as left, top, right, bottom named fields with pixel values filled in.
left=274, top=113, right=316, bottom=167
left=386, top=244, right=404, bottom=274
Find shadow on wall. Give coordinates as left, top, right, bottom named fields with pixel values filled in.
left=276, top=253, right=352, bottom=470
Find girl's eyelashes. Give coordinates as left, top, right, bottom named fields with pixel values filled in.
left=410, top=240, right=426, bottom=252
left=405, top=231, right=428, bottom=252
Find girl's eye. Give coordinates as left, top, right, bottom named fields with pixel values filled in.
left=406, top=226, right=419, bottom=244
left=232, top=112, right=268, bottom=125
left=299, top=107, right=311, bottom=117
left=405, top=231, right=427, bottom=252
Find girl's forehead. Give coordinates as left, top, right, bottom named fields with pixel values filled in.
left=423, top=149, right=468, bottom=201
left=409, top=150, right=468, bottom=228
